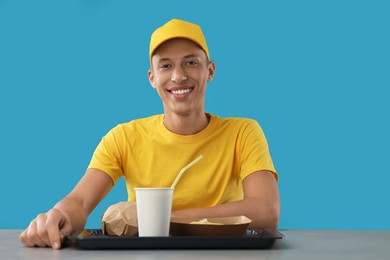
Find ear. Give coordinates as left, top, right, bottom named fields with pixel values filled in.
left=207, top=61, right=216, bottom=82
left=147, top=68, right=156, bottom=89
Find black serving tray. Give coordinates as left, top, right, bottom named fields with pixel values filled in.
left=66, top=229, right=284, bottom=249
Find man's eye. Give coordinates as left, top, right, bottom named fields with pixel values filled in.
left=160, top=64, right=172, bottom=69
left=186, top=60, right=198, bottom=66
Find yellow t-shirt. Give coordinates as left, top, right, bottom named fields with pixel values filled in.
left=88, top=113, right=277, bottom=211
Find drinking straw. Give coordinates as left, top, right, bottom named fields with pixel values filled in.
left=170, top=155, right=203, bottom=189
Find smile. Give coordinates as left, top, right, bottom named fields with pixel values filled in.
left=169, top=88, right=193, bottom=95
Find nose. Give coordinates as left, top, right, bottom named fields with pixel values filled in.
left=171, top=65, right=187, bottom=83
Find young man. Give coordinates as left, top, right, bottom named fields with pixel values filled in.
left=20, top=19, right=280, bottom=250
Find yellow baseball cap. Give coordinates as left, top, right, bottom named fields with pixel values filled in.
left=149, top=19, right=210, bottom=65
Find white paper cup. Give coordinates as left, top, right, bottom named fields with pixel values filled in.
left=134, top=187, right=174, bottom=237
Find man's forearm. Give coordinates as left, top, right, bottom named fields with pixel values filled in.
left=171, top=198, right=279, bottom=229
left=52, top=169, right=114, bottom=234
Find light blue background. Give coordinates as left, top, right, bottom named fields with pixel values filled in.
left=1, top=0, right=389, bottom=230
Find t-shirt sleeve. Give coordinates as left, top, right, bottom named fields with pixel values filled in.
left=239, top=120, right=278, bottom=181
left=87, top=125, right=123, bottom=185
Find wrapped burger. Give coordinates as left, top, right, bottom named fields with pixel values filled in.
left=101, top=201, right=138, bottom=236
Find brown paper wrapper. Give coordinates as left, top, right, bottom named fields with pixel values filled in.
left=101, top=201, right=138, bottom=236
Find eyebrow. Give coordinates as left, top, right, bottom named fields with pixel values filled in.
left=157, top=54, right=200, bottom=63
left=183, top=54, right=199, bottom=59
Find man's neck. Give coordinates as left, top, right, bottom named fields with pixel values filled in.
left=163, top=112, right=210, bottom=135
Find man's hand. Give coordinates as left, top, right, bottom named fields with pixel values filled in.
left=19, top=208, right=72, bottom=250
left=19, top=168, right=114, bottom=250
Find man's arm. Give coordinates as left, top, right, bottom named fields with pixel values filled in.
left=19, top=168, right=113, bottom=249
left=171, top=170, right=280, bottom=228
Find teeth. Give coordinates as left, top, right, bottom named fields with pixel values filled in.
left=171, top=88, right=191, bottom=95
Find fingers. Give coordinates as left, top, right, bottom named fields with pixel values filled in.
left=19, top=209, right=68, bottom=250
left=33, top=215, right=49, bottom=247
left=46, top=209, right=65, bottom=250
left=19, top=216, right=48, bottom=248
left=19, top=227, right=35, bottom=248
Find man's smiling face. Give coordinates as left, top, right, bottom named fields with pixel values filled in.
left=148, top=38, right=215, bottom=117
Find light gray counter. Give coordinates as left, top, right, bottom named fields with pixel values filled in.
left=2, top=229, right=389, bottom=260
